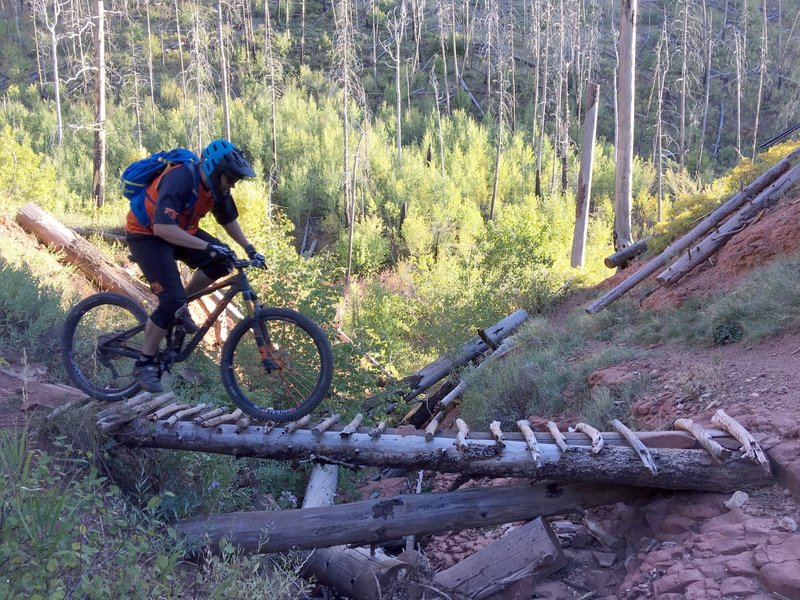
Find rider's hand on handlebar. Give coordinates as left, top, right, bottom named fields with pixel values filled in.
left=207, top=243, right=237, bottom=262
left=245, top=244, right=266, bottom=269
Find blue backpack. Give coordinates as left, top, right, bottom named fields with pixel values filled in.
left=120, top=148, right=200, bottom=227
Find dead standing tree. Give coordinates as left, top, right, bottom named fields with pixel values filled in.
left=614, top=0, right=637, bottom=251
left=263, top=0, right=282, bottom=209
left=571, top=82, right=599, bottom=268
left=189, top=6, right=215, bottom=151
left=384, top=0, right=408, bottom=166
left=33, top=0, right=68, bottom=146
left=332, top=0, right=364, bottom=286
left=91, top=0, right=106, bottom=208
left=217, top=0, right=231, bottom=140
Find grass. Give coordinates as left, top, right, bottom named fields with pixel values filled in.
left=458, top=317, right=652, bottom=429
left=0, top=425, right=310, bottom=599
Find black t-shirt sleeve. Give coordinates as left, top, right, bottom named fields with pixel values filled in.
left=211, top=192, right=239, bottom=226
left=153, top=165, right=195, bottom=226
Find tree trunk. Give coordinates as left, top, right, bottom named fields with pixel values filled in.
left=91, top=0, right=106, bottom=208
left=264, top=0, right=279, bottom=206
left=297, top=465, right=409, bottom=600
left=432, top=517, right=566, bottom=600
left=696, top=0, right=712, bottom=174
left=399, top=309, right=528, bottom=404
left=194, top=7, right=202, bottom=151
left=48, top=4, right=64, bottom=146
left=752, top=0, right=768, bottom=160
left=116, top=420, right=774, bottom=492
left=657, top=162, right=800, bottom=286
left=585, top=146, right=800, bottom=313
left=734, top=29, right=744, bottom=159
left=16, top=203, right=154, bottom=307
left=145, top=0, right=156, bottom=124
left=571, top=83, right=600, bottom=268
left=603, top=236, right=649, bottom=269
left=177, top=480, right=647, bottom=554
left=436, top=0, right=451, bottom=114
left=535, top=13, right=551, bottom=198
left=218, top=0, right=231, bottom=140
left=614, top=0, right=636, bottom=250
left=679, top=0, right=688, bottom=167
left=174, top=0, right=187, bottom=105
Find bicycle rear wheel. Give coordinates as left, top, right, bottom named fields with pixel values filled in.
left=220, top=307, right=333, bottom=422
left=61, top=292, right=148, bottom=401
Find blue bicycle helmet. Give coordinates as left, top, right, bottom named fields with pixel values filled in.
left=201, top=139, right=256, bottom=180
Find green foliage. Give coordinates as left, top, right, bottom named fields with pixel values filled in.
left=0, top=124, right=65, bottom=212
left=0, top=429, right=306, bottom=599
left=337, top=215, right=392, bottom=276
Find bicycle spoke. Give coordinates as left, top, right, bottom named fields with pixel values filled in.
left=227, top=317, right=325, bottom=413
left=64, top=296, right=145, bottom=399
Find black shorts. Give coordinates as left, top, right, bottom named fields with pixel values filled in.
left=127, top=230, right=231, bottom=329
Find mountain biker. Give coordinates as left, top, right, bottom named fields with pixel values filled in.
left=126, top=139, right=266, bottom=393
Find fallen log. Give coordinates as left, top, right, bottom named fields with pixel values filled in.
left=657, top=161, right=800, bottom=285
left=586, top=146, right=800, bottom=313
left=406, top=335, right=526, bottom=429
left=176, top=480, right=647, bottom=554
left=432, top=517, right=566, bottom=600
left=118, top=422, right=774, bottom=491
left=16, top=202, right=154, bottom=307
left=604, top=236, right=650, bottom=269
left=400, top=309, right=529, bottom=403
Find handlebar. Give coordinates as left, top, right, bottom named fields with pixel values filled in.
left=231, top=257, right=265, bottom=270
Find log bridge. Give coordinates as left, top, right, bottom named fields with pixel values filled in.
left=82, top=392, right=772, bottom=493
left=50, top=394, right=776, bottom=599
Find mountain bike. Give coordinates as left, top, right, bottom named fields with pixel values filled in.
left=61, top=257, right=333, bottom=423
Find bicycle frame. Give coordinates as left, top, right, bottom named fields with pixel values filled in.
left=99, top=261, right=262, bottom=367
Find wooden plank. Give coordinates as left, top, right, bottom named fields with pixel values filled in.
left=432, top=517, right=566, bottom=600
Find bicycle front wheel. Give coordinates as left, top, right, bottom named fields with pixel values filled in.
left=61, top=292, right=148, bottom=401
left=220, top=308, right=333, bottom=422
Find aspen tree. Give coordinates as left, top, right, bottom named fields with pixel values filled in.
left=92, top=0, right=106, bottom=208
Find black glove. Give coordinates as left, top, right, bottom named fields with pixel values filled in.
left=207, top=243, right=237, bottom=262
left=245, top=244, right=266, bottom=268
